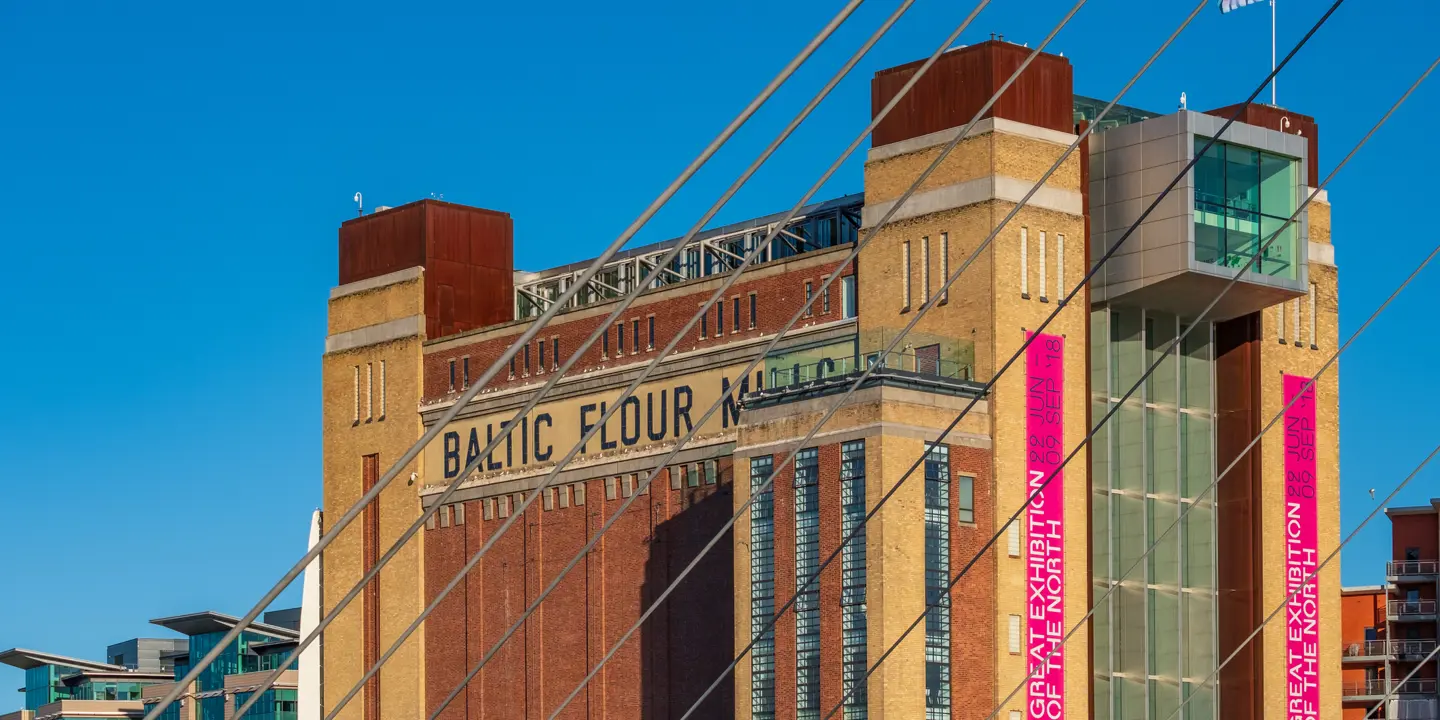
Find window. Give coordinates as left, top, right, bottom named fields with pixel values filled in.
left=602, top=324, right=610, bottom=358
left=1407, top=547, right=1421, bottom=561
left=509, top=354, right=517, bottom=379
left=537, top=340, right=546, bottom=374
left=804, top=281, right=813, bottom=317
left=794, top=448, right=820, bottom=719
left=524, top=344, right=531, bottom=375
left=718, top=300, right=726, bottom=330
left=821, top=277, right=831, bottom=315
left=1056, top=233, right=1065, bottom=301
left=1193, top=138, right=1299, bottom=279
left=750, top=455, right=777, bottom=720
left=700, top=304, right=708, bottom=339
left=733, top=297, right=742, bottom=332
left=366, top=363, right=374, bottom=419
left=462, top=357, right=469, bottom=388
left=921, top=236, right=930, bottom=304
left=647, top=316, right=655, bottom=350
left=1038, top=231, right=1048, bottom=302
left=1277, top=302, right=1286, bottom=343
left=902, top=240, right=912, bottom=311
left=632, top=319, right=640, bottom=353
left=378, top=360, right=386, bottom=418
left=1307, top=282, right=1319, bottom=347
left=840, top=441, right=868, bottom=719
left=1292, top=298, right=1301, bottom=347
left=1008, top=615, right=1022, bottom=653
left=617, top=322, right=626, bottom=355
left=552, top=338, right=560, bottom=371
left=842, top=275, right=857, bottom=319
left=749, top=292, right=758, bottom=329
left=924, top=445, right=951, bottom=720
left=354, top=366, right=362, bottom=422
left=1007, top=523, right=1020, bottom=557
left=957, top=475, right=974, bottom=523
left=939, top=233, right=949, bottom=305
left=1020, top=227, right=1030, bottom=298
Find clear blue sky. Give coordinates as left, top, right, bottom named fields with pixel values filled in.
left=1, top=0, right=1436, bottom=696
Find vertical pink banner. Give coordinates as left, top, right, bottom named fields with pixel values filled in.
left=1283, top=374, right=1319, bottom=720
left=1025, top=332, right=1065, bottom=720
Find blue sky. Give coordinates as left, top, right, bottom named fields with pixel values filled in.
left=1, top=0, right=1436, bottom=696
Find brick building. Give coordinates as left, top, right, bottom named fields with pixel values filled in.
left=1340, top=501, right=1440, bottom=719
left=319, top=41, right=1344, bottom=720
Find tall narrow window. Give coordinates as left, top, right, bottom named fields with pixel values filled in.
left=537, top=341, right=546, bottom=374
left=1309, top=283, right=1318, bottom=348
left=733, top=297, right=742, bottom=332
left=647, top=316, right=655, bottom=350
left=924, top=445, right=951, bottom=720
left=840, top=441, right=868, bottom=719
left=462, top=357, right=470, bottom=388
left=1038, top=231, right=1048, bottom=302
left=1296, top=295, right=1307, bottom=345
left=902, top=240, right=912, bottom=310
left=1007, top=523, right=1020, bottom=558
left=1008, top=615, right=1022, bottom=653
left=509, top=354, right=517, bottom=379
left=1056, top=233, right=1066, bottom=301
left=632, top=319, right=640, bottom=353
left=718, top=301, right=727, bottom=332
left=921, top=236, right=930, bottom=305
left=354, top=366, right=361, bottom=422
left=1020, top=227, right=1030, bottom=298
left=361, top=454, right=381, bottom=720
left=552, top=338, right=560, bottom=371
left=939, top=233, right=949, bottom=305
left=1277, top=303, right=1286, bottom=343
left=366, top=363, right=374, bottom=420
left=750, top=455, right=776, bottom=720
left=749, top=293, right=758, bottom=329
left=617, top=322, right=626, bottom=355
left=700, top=304, right=708, bottom=339
left=957, top=475, right=974, bottom=523
left=842, top=275, right=857, bottom=319
left=447, top=359, right=455, bottom=392
left=524, top=344, right=531, bottom=375
left=378, top=360, right=386, bottom=419
left=821, top=277, right=831, bottom=315
left=795, top=448, right=821, bottom=719
left=603, top=327, right=610, bottom=358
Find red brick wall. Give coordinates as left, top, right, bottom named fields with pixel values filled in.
left=424, top=461, right=735, bottom=720
left=423, top=257, right=855, bottom=402
left=1391, top=512, right=1439, bottom=563
left=950, top=444, right=996, bottom=720
left=1339, top=592, right=1386, bottom=649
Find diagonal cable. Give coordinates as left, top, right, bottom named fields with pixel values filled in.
left=817, top=2, right=1353, bottom=715
left=234, top=2, right=920, bottom=717
left=1160, top=443, right=1440, bottom=720
left=139, top=3, right=866, bottom=718
left=537, top=4, right=1096, bottom=718
left=677, top=1, right=1210, bottom=716
left=1363, top=643, right=1440, bottom=720
left=980, top=53, right=1439, bottom=720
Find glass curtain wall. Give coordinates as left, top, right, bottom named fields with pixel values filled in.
left=795, top=448, right=821, bottom=719
left=750, top=455, right=777, bottom=720
left=1091, top=307, right=1218, bottom=720
left=840, top=441, right=869, bottom=720
left=924, top=446, right=952, bottom=720
left=1193, top=138, right=1299, bottom=279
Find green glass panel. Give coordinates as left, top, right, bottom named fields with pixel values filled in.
left=1183, top=502, right=1216, bottom=592
left=1150, top=678, right=1181, bottom=720
left=1260, top=151, right=1296, bottom=217
left=1149, top=589, right=1181, bottom=677
left=1146, top=313, right=1178, bottom=406
left=1181, top=413, right=1213, bottom=498
left=1111, top=309, right=1144, bottom=395
left=1180, top=326, right=1211, bottom=412
left=1149, top=497, right=1180, bottom=587
left=1148, top=407, right=1178, bottom=497
left=1223, top=145, right=1260, bottom=212
left=1115, top=402, right=1144, bottom=493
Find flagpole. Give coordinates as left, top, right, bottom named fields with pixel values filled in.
left=1271, top=0, right=1277, bottom=104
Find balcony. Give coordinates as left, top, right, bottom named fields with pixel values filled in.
left=1390, top=600, right=1439, bottom=623
left=1343, top=678, right=1438, bottom=701
left=1346, top=640, right=1440, bottom=664
left=1391, top=560, right=1440, bottom=584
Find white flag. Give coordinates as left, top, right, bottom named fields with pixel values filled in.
left=1220, top=0, right=1265, bottom=12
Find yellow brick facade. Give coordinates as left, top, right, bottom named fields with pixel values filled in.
left=321, top=271, right=428, bottom=720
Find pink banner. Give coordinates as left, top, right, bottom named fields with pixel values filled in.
left=1283, top=374, right=1319, bottom=720
left=1025, top=332, right=1064, bottom=720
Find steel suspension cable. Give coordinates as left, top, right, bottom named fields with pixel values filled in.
left=537, top=5, right=1094, bottom=719
left=291, top=3, right=934, bottom=718
left=814, top=2, right=1351, bottom=715
left=676, top=2, right=1209, bottom=716
left=235, top=4, right=918, bottom=718
left=139, top=4, right=865, bottom=718
left=1159, top=444, right=1440, bottom=720
left=979, top=53, right=1439, bottom=720
left=1363, top=643, right=1440, bottom=720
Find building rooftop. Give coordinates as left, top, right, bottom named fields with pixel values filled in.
left=0, top=649, right=124, bottom=673
left=148, top=611, right=298, bottom=641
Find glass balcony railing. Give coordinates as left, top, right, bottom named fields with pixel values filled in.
left=1343, top=679, right=1438, bottom=697
left=1390, top=600, right=1438, bottom=618
left=1390, top=560, right=1440, bottom=577
left=1346, top=640, right=1439, bottom=659
left=763, top=350, right=973, bottom=393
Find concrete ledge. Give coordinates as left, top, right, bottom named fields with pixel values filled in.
left=329, top=266, right=423, bottom=301
left=325, top=314, right=424, bottom=354
left=1309, top=241, right=1335, bottom=267
left=862, top=175, right=1083, bottom=228
left=1307, top=187, right=1329, bottom=205
left=867, top=117, right=1077, bottom=163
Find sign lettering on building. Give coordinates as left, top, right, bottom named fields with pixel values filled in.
left=429, top=365, right=760, bottom=480
left=1283, top=374, right=1319, bottom=720
left=1025, top=332, right=1064, bottom=720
